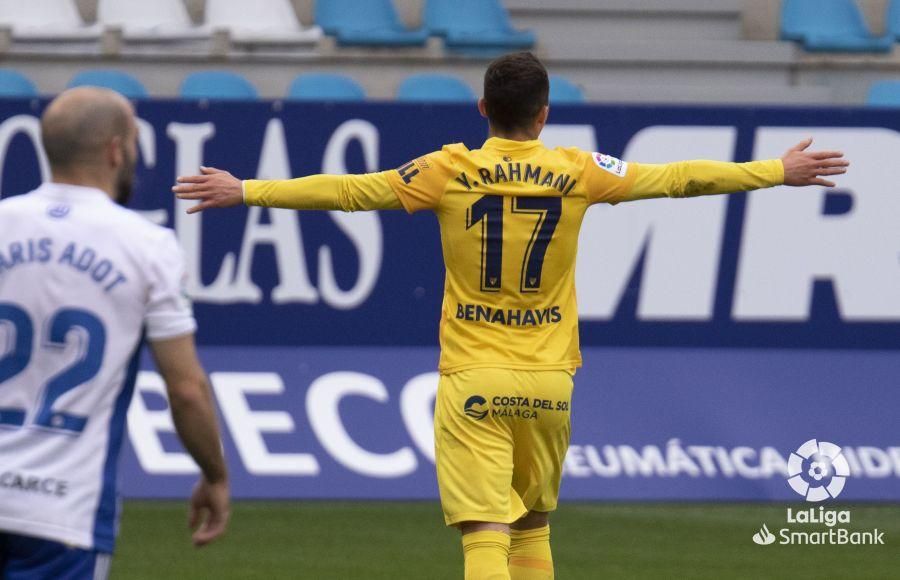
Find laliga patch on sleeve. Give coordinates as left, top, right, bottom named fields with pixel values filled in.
left=592, top=152, right=628, bottom=177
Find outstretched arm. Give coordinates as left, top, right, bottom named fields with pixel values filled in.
left=625, top=158, right=783, bottom=201
left=173, top=167, right=401, bottom=214
left=592, top=138, right=849, bottom=204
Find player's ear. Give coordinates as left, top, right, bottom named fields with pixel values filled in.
left=108, top=135, right=124, bottom=168
left=535, top=105, right=549, bottom=133
left=477, top=98, right=488, bottom=119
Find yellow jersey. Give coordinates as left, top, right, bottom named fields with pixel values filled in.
left=244, top=137, right=783, bottom=374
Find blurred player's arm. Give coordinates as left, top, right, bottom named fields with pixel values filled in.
left=587, top=138, right=849, bottom=204
left=146, top=231, right=229, bottom=547
left=173, top=149, right=458, bottom=214
left=150, top=337, right=229, bottom=547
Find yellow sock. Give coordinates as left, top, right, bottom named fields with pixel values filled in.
left=509, top=525, right=553, bottom=579
left=462, top=530, right=511, bottom=580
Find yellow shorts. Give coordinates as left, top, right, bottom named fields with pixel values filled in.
left=434, top=368, right=573, bottom=526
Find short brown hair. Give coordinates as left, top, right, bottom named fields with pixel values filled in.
left=483, top=52, right=549, bottom=133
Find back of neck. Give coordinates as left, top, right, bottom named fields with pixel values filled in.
left=488, top=128, right=540, bottom=142
left=51, top=170, right=113, bottom=198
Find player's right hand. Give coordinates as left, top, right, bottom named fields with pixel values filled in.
left=173, top=166, right=244, bottom=214
left=781, top=138, right=849, bottom=188
left=188, top=477, right=231, bottom=547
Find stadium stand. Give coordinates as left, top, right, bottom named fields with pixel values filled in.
left=780, top=0, right=893, bottom=52
left=180, top=70, right=258, bottom=100
left=501, top=0, right=820, bottom=105
left=315, top=0, right=429, bottom=46
left=286, top=73, right=366, bottom=101
left=0, top=69, right=38, bottom=98
left=866, top=79, right=900, bottom=105
left=887, top=0, right=900, bottom=39
left=0, top=1, right=898, bottom=105
left=549, top=75, right=585, bottom=104
left=424, top=0, right=535, bottom=51
left=205, top=0, right=321, bottom=45
left=68, top=69, right=148, bottom=98
left=396, top=73, right=476, bottom=102
left=0, top=0, right=101, bottom=40
left=96, top=0, right=208, bottom=41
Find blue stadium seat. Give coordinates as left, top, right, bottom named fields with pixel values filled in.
left=866, top=80, right=900, bottom=106
left=781, top=0, right=892, bottom=52
left=424, top=0, right=535, bottom=51
left=180, top=71, right=258, bottom=101
left=0, top=70, right=38, bottom=98
left=549, top=76, right=585, bottom=104
left=287, top=73, right=365, bottom=102
left=68, top=70, right=148, bottom=99
left=315, top=0, right=428, bottom=46
left=396, top=74, right=475, bottom=102
left=887, top=0, right=900, bottom=39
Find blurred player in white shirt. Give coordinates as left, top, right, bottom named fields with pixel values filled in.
left=0, top=88, right=229, bottom=579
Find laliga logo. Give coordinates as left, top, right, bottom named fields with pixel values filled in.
left=593, top=153, right=616, bottom=169
left=787, top=439, right=850, bottom=502
left=463, top=396, right=488, bottom=421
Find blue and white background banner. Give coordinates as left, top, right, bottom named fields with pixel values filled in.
left=0, top=100, right=897, bottom=500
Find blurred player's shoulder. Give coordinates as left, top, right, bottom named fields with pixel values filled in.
left=88, top=198, right=183, bottom=267
left=103, top=199, right=174, bottom=242
left=0, top=189, right=38, bottom=213
left=0, top=184, right=178, bottom=252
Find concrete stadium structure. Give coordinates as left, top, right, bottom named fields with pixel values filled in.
left=0, top=0, right=895, bottom=104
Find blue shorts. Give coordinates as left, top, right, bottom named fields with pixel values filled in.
left=0, top=533, right=110, bottom=580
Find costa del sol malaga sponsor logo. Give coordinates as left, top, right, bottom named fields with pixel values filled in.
left=463, top=396, right=488, bottom=421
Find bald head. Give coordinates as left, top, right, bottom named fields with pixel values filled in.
left=41, top=87, right=138, bottom=204
left=41, top=87, right=135, bottom=172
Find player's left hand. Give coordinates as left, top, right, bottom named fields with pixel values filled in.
left=781, top=138, right=850, bottom=188
left=173, top=166, right=244, bottom=214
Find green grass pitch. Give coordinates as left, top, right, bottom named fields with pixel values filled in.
left=113, top=501, right=899, bottom=579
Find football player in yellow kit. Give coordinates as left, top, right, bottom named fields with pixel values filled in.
left=173, top=53, right=848, bottom=580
